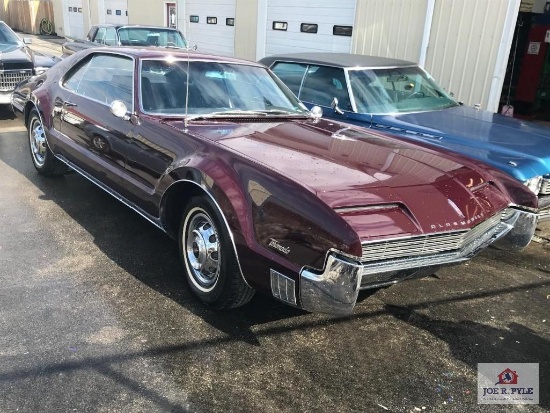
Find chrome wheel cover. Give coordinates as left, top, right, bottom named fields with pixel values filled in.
left=184, top=208, right=220, bottom=292
left=29, top=117, right=47, bottom=167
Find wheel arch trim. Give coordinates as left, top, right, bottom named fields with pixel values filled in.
left=160, top=178, right=251, bottom=289
left=25, top=100, right=56, bottom=156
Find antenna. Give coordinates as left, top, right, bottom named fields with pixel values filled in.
left=183, top=44, right=191, bottom=131
left=183, top=7, right=190, bottom=132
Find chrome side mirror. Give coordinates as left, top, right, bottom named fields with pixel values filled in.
left=110, top=100, right=130, bottom=120
left=331, top=97, right=344, bottom=115
left=310, top=105, right=323, bottom=120
left=23, top=37, right=32, bottom=44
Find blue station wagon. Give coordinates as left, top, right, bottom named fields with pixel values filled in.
left=259, top=53, right=550, bottom=220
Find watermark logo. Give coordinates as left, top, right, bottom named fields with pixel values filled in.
left=478, top=363, right=539, bottom=404
left=495, top=368, right=518, bottom=385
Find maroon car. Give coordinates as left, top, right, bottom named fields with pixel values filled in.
left=12, top=48, right=538, bottom=315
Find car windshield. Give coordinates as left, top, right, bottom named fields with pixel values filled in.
left=0, top=22, right=23, bottom=52
left=118, top=27, right=187, bottom=48
left=140, top=59, right=308, bottom=116
left=348, top=66, right=459, bottom=114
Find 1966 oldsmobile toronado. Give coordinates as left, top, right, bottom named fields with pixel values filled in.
left=12, top=48, right=538, bottom=314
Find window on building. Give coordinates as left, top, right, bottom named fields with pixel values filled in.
left=333, top=25, right=352, bottom=36
left=300, top=23, right=318, bottom=34
left=272, top=22, right=288, bottom=31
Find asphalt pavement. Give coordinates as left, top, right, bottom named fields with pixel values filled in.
left=0, top=105, right=549, bottom=412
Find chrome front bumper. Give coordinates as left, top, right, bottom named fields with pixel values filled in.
left=299, top=208, right=537, bottom=315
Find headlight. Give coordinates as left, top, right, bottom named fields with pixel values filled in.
left=523, top=176, right=542, bottom=195
left=34, top=67, right=48, bottom=75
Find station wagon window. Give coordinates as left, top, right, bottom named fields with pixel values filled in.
left=93, top=27, right=117, bottom=46
left=62, top=54, right=134, bottom=109
left=300, top=65, right=351, bottom=110
left=271, top=62, right=307, bottom=95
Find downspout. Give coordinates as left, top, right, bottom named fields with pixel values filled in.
left=418, top=0, right=435, bottom=68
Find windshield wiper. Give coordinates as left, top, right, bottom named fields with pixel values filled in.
left=187, top=109, right=309, bottom=121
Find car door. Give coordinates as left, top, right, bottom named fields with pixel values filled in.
left=271, top=62, right=371, bottom=127
left=57, top=52, right=135, bottom=193
left=119, top=58, right=183, bottom=212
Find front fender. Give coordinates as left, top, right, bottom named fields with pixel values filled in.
left=158, top=155, right=361, bottom=293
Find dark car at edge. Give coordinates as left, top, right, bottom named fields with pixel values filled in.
left=0, top=20, right=60, bottom=105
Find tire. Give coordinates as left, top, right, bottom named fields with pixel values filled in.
left=39, top=18, right=53, bottom=35
left=27, top=109, right=68, bottom=176
left=179, top=195, right=255, bottom=310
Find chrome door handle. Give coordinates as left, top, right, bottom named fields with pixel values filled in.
left=64, top=101, right=77, bottom=107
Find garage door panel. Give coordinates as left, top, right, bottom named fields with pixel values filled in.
left=67, top=0, right=84, bottom=39
left=265, top=0, right=355, bottom=56
left=267, top=38, right=351, bottom=54
left=105, top=0, right=128, bottom=25
left=268, top=8, right=355, bottom=21
left=186, top=0, right=235, bottom=56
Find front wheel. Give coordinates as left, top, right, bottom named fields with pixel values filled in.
left=179, top=196, right=255, bottom=309
left=27, top=109, right=68, bottom=176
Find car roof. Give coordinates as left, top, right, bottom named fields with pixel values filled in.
left=94, top=47, right=263, bottom=66
left=93, top=24, right=180, bottom=31
left=259, top=52, right=417, bottom=68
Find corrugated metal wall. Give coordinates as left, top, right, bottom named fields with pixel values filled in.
left=425, top=0, right=509, bottom=109
left=351, top=0, right=428, bottom=63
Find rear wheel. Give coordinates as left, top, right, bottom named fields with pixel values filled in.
left=27, top=109, right=68, bottom=176
left=179, top=196, right=255, bottom=309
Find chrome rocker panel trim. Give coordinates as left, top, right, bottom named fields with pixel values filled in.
left=299, top=208, right=537, bottom=315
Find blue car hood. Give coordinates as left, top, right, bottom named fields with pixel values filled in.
left=371, top=105, right=550, bottom=181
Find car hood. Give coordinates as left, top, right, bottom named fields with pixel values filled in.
left=184, top=119, right=513, bottom=236
left=0, top=45, right=34, bottom=69
left=373, top=105, right=550, bottom=181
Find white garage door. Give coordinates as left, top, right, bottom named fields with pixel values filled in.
left=185, top=0, right=235, bottom=56
left=67, top=0, right=84, bottom=39
left=265, top=0, right=356, bottom=56
left=105, top=0, right=128, bottom=25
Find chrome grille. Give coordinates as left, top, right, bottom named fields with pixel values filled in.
left=540, top=177, right=550, bottom=195
left=0, top=69, right=32, bottom=92
left=361, top=213, right=501, bottom=262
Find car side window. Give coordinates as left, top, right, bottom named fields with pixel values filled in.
left=86, top=27, right=98, bottom=41
left=104, top=27, right=117, bottom=46
left=271, top=62, right=307, bottom=96
left=62, top=54, right=134, bottom=109
left=93, top=27, right=117, bottom=46
left=300, top=65, right=352, bottom=111
left=93, top=28, right=106, bottom=44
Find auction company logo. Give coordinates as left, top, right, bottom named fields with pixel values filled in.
left=478, top=363, right=539, bottom=404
